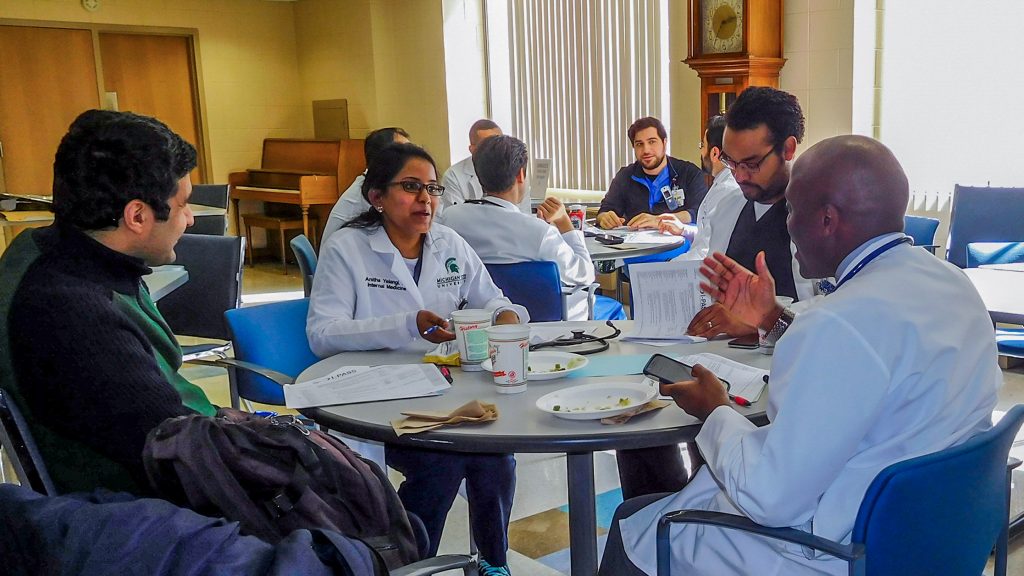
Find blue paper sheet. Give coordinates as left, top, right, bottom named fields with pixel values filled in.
left=569, top=354, right=652, bottom=378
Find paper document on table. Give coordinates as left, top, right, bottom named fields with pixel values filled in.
left=284, top=364, right=451, bottom=409
left=626, top=260, right=713, bottom=340
left=675, top=353, right=768, bottom=402
left=623, top=230, right=683, bottom=244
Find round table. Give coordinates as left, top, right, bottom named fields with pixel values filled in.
left=298, top=321, right=770, bottom=576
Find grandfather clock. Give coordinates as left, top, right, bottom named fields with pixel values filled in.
left=685, top=0, right=786, bottom=125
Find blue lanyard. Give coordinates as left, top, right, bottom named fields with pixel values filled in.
left=833, top=236, right=911, bottom=291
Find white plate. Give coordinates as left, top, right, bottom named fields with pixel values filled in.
left=480, top=351, right=589, bottom=381
left=535, top=382, right=657, bottom=420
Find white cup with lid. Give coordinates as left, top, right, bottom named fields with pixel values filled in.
left=451, top=309, right=492, bottom=371
left=485, top=324, right=530, bottom=394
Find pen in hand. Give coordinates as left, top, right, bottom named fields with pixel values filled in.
left=422, top=298, right=469, bottom=336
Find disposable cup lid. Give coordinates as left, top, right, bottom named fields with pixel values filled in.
left=451, top=309, right=491, bottom=322
left=485, top=324, right=530, bottom=339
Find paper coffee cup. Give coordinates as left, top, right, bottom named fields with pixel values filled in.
left=485, top=324, right=530, bottom=394
left=451, top=309, right=492, bottom=371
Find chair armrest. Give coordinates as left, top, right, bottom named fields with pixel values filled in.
left=187, top=358, right=295, bottom=387
left=389, top=554, right=475, bottom=576
left=920, top=244, right=939, bottom=254
left=1008, top=456, right=1022, bottom=471
left=656, top=510, right=864, bottom=568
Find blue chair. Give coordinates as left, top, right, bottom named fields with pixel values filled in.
left=656, top=404, right=1024, bottom=576
left=222, top=298, right=318, bottom=407
left=485, top=261, right=625, bottom=321
left=946, top=185, right=1024, bottom=268
left=966, top=242, right=1024, bottom=269
left=290, top=234, right=317, bottom=297
left=903, top=215, right=940, bottom=254
left=0, top=388, right=55, bottom=496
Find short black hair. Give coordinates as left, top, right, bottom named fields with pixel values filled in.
left=344, top=143, right=437, bottom=229
left=725, top=86, right=805, bottom=149
left=627, top=116, right=667, bottom=142
left=705, top=115, right=727, bottom=153
left=52, top=109, right=197, bottom=231
left=364, top=127, right=410, bottom=166
left=468, top=119, right=501, bottom=145
left=473, top=135, right=528, bottom=194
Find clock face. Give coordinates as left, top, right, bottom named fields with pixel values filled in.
left=702, top=0, right=744, bottom=54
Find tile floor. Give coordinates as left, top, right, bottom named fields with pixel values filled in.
left=4, top=260, right=1024, bottom=574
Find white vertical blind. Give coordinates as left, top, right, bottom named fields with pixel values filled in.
left=488, top=0, right=666, bottom=194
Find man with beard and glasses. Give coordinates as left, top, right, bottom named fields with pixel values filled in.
left=597, top=116, right=707, bottom=230
left=682, top=87, right=817, bottom=342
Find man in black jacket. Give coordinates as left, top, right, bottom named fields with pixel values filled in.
left=597, top=116, right=707, bottom=230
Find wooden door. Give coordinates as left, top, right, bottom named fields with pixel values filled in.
left=99, top=33, right=205, bottom=181
left=0, top=26, right=100, bottom=195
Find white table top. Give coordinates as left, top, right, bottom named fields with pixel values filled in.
left=964, top=267, right=1024, bottom=325
left=145, top=265, right=189, bottom=301
left=298, top=321, right=770, bottom=454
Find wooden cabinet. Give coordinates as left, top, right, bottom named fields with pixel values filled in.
left=684, top=0, right=786, bottom=127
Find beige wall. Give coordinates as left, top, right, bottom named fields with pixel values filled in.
left=1, top=0, right=310, bottom=183
left=668, top=0, right=703, bottom=166
left=293, top=0, right=451, bottom=170
left=780, top=0, right=855, bottom=150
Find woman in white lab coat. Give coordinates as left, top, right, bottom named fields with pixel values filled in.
left=307, top=143, right=523, bottom=575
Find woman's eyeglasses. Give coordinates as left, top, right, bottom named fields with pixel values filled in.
left=388, top=181, right=446, bottom=197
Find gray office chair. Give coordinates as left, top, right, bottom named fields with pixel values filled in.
left=156, top=234, right=246, bottom=408
left=0, top=388, right=55, bottom=496
left=186, top=184, right=230, bottom=236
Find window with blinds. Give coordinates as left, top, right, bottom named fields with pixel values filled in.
left=485, top=0, right=669, bottom=195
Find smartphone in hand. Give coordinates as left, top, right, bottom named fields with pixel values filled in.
left=642, top=353, right=731, bottom=389
left=642, top=354, right=695, bottom=384
left=727, top=334, right=760, bottom=350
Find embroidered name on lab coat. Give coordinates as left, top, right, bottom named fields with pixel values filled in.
left=436, top=273, right=467, bottom=288
left=365, top=276, right=407, bottom=291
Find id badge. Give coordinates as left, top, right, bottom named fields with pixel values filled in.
left=671, top=186, right=686, bottom=206
left=660, top=185, right=679, bottom=211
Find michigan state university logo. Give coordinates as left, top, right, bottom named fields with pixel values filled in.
left=445, top=258, right=460, bottom=274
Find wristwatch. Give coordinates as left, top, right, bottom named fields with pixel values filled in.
left=762, top=307, right=795, bottom=346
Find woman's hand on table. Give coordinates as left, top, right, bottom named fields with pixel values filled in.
left=417, top=310, right=455, bottom=343
left=659, top=364, right=730, bottom=421
left=494, top=310, right=520, bottom=325
left=687, top=303, right=756, bottom=338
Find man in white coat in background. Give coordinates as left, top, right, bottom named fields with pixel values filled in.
left=438, top=134, right=596, bottom=320
left=321, top=127, right=410, bottom=243
left=441, top=119, right=532, bottom=213
left=597, top=135, right=1001, bottom=576
left=657, top=115, right=741, bottom=256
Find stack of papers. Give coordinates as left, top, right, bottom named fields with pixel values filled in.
left=659, top=352, right=768, bottom=403
left=284, top=364, right=450, bottom=409
left=625, top=260, right=712, bottom=342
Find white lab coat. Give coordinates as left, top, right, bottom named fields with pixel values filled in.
left=437, top=196, right=596, bottom=320
left=678, top=192, right=816, bottom=301
left=322, top=174, right=368, bottom=245
left=620, top=237, right=1001, bottom=575
left=306, top=223, right=529, bottom=357
left=441, top=157, right=532, bottom=213
left=692, top=168, right=742, bottom=248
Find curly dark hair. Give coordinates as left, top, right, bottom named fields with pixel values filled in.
left=52, top=110, right=197, bottom=230
left=725, top=86, right=805, bottom=150
left=473, top=135, right=528, bottom=194
left=343, top=143, right=438, bottom=229
left=627, top=116, right=667, bottom=143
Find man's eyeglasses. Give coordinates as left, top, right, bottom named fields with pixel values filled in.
left=719, top=148, right=777, bottom=174
left=388, top=180, right=445, bottom=197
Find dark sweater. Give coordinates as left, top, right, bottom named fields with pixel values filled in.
left=599, top=157, right=708, bottom=223
left=0, top=224, right=215, bottom=494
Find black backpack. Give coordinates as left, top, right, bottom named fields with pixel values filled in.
left=142, top=414, right=419, bottom=571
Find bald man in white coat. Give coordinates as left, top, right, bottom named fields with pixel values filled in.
left=598, top=135, right=1001, bottom=575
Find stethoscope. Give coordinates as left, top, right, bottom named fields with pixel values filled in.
left=529, top=320, right=622, bottom=355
